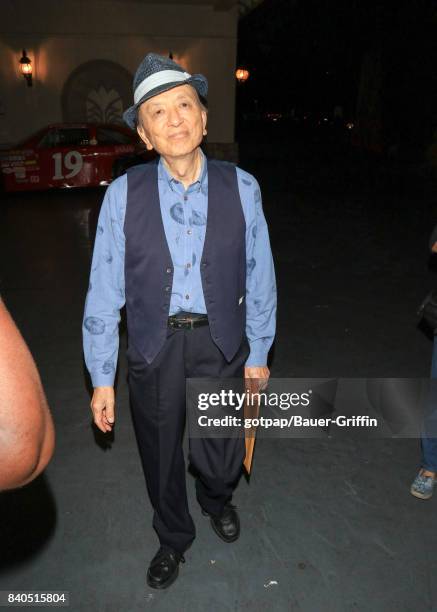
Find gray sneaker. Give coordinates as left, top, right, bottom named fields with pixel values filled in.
left=410, top=472, right=437, bottom=500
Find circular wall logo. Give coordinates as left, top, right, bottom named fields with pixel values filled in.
left=62, top=60, right=132, bottom=125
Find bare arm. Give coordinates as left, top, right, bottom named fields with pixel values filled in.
left=0, top=299, right=55, bottom=490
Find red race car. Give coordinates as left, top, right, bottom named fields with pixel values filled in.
left=1, top=123, right=155, bottom=192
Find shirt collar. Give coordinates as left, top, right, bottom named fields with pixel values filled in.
left=158, top=148, right=207, bottom=193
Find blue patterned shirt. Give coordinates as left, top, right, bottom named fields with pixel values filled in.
left=83, top=148, right=276, bottom=387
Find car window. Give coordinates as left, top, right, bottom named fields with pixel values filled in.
left=38, top=128, right=90, bottom=148
left=58, top=128, right=90, bottom=147
left=96, top=128, right=134, bottom=145
left=38, top=129, right=60, bottom=148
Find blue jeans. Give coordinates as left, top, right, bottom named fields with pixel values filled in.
left=421, top=338, right=437, bottom=471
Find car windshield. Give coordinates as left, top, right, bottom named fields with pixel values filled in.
left=39, top=128, right=90, bottom=148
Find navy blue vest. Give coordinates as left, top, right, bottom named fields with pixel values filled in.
left=124, top=157, right=246, bottom=364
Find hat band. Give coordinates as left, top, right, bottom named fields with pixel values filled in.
left=134, top=69, right=191, bottom=104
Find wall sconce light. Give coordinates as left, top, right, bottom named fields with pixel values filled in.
left=235, top=67, right=249, bottom=83
left=19, top=49, right=32, bottom=87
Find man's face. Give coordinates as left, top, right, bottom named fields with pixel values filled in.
left=136, top=84, right=207, bottom=158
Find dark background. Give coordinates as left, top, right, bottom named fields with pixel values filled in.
left=236, top=0, right=437, bottom=158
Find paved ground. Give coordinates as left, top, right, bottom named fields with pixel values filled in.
left=1, top=131, right=437, bottom=611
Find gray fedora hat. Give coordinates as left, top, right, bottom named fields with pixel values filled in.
left=123, top=53, right=208, bottom=129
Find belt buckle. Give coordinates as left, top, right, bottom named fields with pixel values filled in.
left=170, top=315, right=197, bottom=329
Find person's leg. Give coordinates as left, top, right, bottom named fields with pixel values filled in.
left=421, top=337, right=437, bottom=475
left=420, top=436, right=437, bottom=473
left=411, top=337, right=437, bottom=498
left=128, top=328, right=196, bottom=554
left=186, top=326, right=250, bottom=517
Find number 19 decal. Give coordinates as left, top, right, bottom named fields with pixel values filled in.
left=52, top=151, right=83, bottom=180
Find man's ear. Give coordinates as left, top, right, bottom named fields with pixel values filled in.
left=136, top=121, right=154, bottom=151
left=201, top=109, right=208, bottom=135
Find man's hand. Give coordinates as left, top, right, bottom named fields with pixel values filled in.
left=244, top=366, right=270, bottom=392
left=432, top=241, right=437, bottom=254
left=91, top=386, right=115, bottom=433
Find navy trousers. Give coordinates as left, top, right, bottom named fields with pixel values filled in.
left=127, top=323, right=249, bottom=554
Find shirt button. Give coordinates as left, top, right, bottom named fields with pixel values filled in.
left=186, top=263, right=191, bottom=269
left=166, top=267, right=172, bottom=274
left=165, top=286, right=171, bottom=292
left=185, top=294, right=190, bottom=300
left=187, top=229, right=192, bottom=235
left=183, top=195, right=188, bottom=201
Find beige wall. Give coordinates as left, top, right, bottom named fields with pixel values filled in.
left=0, top=0, right=238, bottom=147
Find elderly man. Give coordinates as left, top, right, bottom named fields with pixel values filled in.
left=83, top=53, right=276, bottom=589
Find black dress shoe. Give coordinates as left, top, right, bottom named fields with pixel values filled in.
left=202, top=502, right=240, bottom=543
left=146, top=546, right=185, bottom=589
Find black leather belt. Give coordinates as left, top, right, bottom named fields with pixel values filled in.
left=168, top=313, right=209, bottom=330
